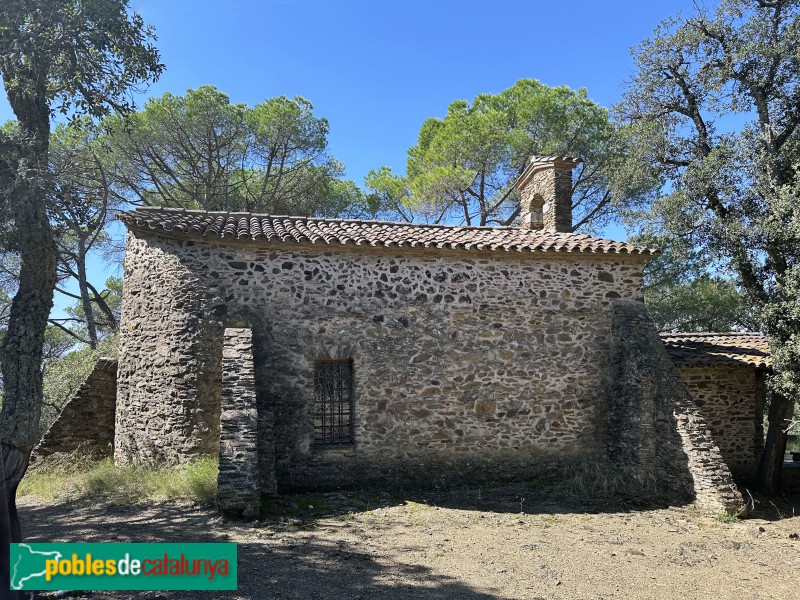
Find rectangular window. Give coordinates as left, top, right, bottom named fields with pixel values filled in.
left=313, top=360, right=354, bottom=446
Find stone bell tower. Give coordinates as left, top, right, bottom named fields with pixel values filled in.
left=514, top=155, right=582, bottom=233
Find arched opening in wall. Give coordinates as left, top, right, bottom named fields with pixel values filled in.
left=528, top=194, right=545, bottom=229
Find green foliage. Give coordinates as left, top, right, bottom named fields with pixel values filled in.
left=106, top=86, right=374, bottom=217
left=618, top=0, right=800, bottom=402
left=645, top=275, right=751, bottom=333
left=106, top=86, right=248, bottom=209
left=63, top=276, right=123, bottom=341
left=2, top=118, right=122, bottom=346
left=320, top=179, right=382, bottom=219
left=714, top=510, right=743, bottom=523
left=0, top=0, right=162, bottom=498
left=20, top=457, right=218, bottom=505
left=633, top=232, right=756, bottom=331
left=366, top=79, right=656, bottom=229
left=49, top=119, right=117, bottom=228
left=40, top=334, right=119, bottom=435
left=0, top=0, right=163, bottom=126
left=49, top=120, right=122, bottom=346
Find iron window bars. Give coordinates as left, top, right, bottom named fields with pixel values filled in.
left=313, top=359, right=354, bottom=446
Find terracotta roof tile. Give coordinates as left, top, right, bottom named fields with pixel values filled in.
left=119, top=208, right=655, bottom=257
left=661, top=332, right=771, bottom=369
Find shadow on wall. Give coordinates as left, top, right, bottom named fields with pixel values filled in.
left=607, top=300, right=744, bottom=516
left=31, top=358, right=117, bottom=466
left=34, top=293, right=743, bottom=519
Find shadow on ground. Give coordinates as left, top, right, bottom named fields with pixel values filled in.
left=736, top=463, right=800, bottom=522
left=22, top=499, right=512, bottom=600
left=21, top=475, right=800, bottom=599
left=260, top=480, right=683, bottom=524
left=20, top=478, right=686, bottom=600
left=20, top=477, right=704, bottom=600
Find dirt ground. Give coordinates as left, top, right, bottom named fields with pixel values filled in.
left=19, top=480, right=800, bottom=600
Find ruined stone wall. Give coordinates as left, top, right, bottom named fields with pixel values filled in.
left=32, top=358, right=117, bottom=465
left=677, top=366, right=764, bottom=476
left=117, top=228, right=645, bottom=490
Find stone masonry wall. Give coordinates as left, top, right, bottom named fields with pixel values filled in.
left=519, top=166, right=574, bottom=233
left=32, top=358, right=117, bottom=465
left=677, top=366, right=764, bottom=476
left=217, top=328, right=266, bottom=517
left=609, top=301, right=744, bottom=515
left=114, top=237, right=222, bottom=465
left=117, top=228, right=645, bottom=490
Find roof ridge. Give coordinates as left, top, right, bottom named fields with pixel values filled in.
left=118, top=208, right=658, bottom=256
left=122, top=207, right=597, bottom=236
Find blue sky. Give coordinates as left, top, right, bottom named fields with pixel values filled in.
left=123, top=0, right=701, bottom=182
left=1, top=0, right=702, bottom=318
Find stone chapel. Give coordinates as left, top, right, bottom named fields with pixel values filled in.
left=35, top=156, right=773, bottom=517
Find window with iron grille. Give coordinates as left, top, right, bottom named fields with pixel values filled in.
left=313, top=359, right=354, bottom=446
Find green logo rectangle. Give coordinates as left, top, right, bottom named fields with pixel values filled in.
left=11, top=543, right=237, bottom=591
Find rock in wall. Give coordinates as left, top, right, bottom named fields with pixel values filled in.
left=114, top=234, right=222, bottom=466
left=677, top=365, right=765, bottom=477
left=116, top=229, right=647, bottom=490
left=31, top=358, right=117, bottom=465
left=608, top=301, right=745, bottom=515
left=217, top=328, right=273, bottom=517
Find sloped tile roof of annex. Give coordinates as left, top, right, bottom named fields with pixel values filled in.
left=119, top=208, right=656, bottom=257
left=661, top=332, right=771, bottom=369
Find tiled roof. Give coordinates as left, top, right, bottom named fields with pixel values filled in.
left=515, top=156, right=583, bottom=190
left=661, top=332, right=771, bottom=369
left=119, top=208, right=655, bottom=256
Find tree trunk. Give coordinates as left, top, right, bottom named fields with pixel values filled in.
left=0, top=478, right=17, bottom=599
left=0, top=155, right=58, bottom=599
left=77, top=234, right=98, bottom=348
left=755, top=391, right=794, bottom=495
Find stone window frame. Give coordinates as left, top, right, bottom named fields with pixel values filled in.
left=312, top=358, right=356, bottom=447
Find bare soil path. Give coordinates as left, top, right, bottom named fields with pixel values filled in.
left=20, top=485, right=800, bottom=600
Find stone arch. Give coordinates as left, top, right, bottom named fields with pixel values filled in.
left=313, top=341, right=361, bottom=362
left=528, top=193, right=545, bottom=229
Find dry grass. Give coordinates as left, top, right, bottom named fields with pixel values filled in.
left=558, top=458, right=661, bottom=497
left=19, top=457, right=218, bottom=505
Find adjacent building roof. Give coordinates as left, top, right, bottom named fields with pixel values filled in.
left=119, top=208, right=656, bottom=256
left=661, top=332, right=771, bottom=369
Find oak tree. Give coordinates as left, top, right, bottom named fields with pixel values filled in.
left=618, top=0, right=800, bottom=493
left=0, top=2, right=162, bottom=591
left=632, top=232, right=756, bottom=332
